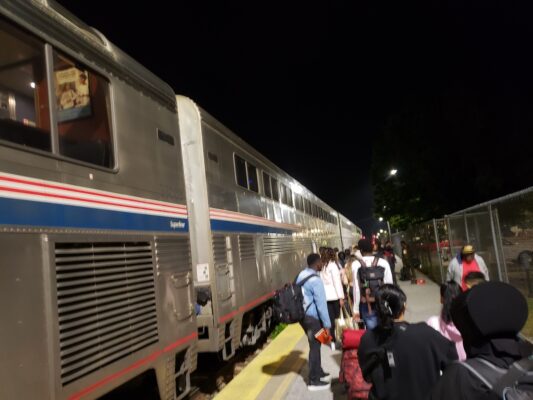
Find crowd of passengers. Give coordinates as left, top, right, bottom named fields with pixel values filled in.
left=295, top=239, right=532, bottom=399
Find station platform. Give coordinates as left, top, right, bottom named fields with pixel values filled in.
left=214, top=273, right=441, bottom=400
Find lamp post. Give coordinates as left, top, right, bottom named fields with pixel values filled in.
left=378, top=216, right=392, bottom=240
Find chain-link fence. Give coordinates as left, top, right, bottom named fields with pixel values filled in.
left=392, top=187, right=533, bottom=338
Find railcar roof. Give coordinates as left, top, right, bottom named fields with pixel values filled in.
left=199, top=107, right=353, bottom=220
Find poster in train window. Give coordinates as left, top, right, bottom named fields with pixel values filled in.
left=55, top=67, right=92, bottom=122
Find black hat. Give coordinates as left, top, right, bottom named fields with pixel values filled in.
left=451, top=281, right=528, bottom=338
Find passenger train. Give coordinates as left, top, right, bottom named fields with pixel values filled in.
left=0, top=1, right=362, bottom=399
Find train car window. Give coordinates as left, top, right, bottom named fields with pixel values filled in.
left=286, top=187, right=293, bottom=207
left=271, top=177, right=279, bottom=201
left=295, top=194, right=302, bottom=211
left=0, top=19, right=51, bottom=151
left=304, top=199, right=310, bottom=214
left=53, top=51, right=113, bottom=167
left=262, top=171, right=272, bottom=198
left=234, top=154, right=248, bottom=188
left=246, top=163, right=258, bottom=192
left=280, top=183, right=287, bottom=204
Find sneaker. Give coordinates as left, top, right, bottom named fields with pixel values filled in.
left=320, top=372, right=331, bottom=382
left=308, top=380, right=331, bottom=391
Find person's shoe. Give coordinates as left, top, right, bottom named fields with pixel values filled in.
left=308, top=380, right=331, bottom=391
left=320, top=372, right=331, bottom=382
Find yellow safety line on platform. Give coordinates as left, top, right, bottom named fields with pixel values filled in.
left=215, top=324, right=305, bottom=400
left=270, top=354, right=306, bottom=399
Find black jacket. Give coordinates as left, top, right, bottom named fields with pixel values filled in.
left=430, top=362, right=499, bottom=400
left=358, top=322, right=458, bottom=400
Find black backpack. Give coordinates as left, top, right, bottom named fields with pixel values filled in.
left=358, top=257, right=385, bottom=302
left=273, top=273, right=318, bottom=324
left=458, top=356, right=533, bottom=399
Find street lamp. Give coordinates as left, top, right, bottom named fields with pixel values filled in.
left=377, top=216, right=392, bottom=240
left=390, top=169, right=398, bottom=176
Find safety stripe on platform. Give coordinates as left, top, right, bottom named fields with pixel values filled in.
left=215, top=324, right=305, bottom=400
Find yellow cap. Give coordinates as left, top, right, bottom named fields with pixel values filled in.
left=461, top=245, right=475, bottom=255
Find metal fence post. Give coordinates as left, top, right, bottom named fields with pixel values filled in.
left=492, top=207, right=508, bottom=283
left=464, top=213, right=470, bottom=243
left=433, top=218, right=444, bottom=283
left=446, top=216, right=454, bottom=257
left=488, top=204, right=504, bottom=282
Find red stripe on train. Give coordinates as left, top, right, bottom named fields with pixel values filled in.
left=218, top=291, right=276, bottom=324
left=0, top=185, right=188, bottom=216
left=68, top=332, right=198, bottom=400
left=0, top=175, right=187, bottom=211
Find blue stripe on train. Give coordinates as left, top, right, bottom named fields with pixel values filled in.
left=0, top=197, right=297, bottom=235
left=210, top=219, right=295, bottom=235
left=0, top=197, right=188, bottom=232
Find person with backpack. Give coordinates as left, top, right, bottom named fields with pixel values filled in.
left=358, top=285, right=458, bottom=400
left=352, top=238, right=393, bottom=330
left=295, top=253, right=333, bottom=392
left=431, top=281, right=533, bottom=400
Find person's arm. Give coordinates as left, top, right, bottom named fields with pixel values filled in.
left=381, top=259, right=393, bottom=284
left=477, top=255, right=490, bottom=280
left=333, top=266, right=345, bottom=300
left=446, top=259, right=455, bottom=282
left=312, top=278, right=331, bottom=329
left=352, top=262, right=361, bottom=318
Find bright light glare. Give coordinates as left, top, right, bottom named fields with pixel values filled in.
left=29, top=82, right=36, bottom=89
left=390, top=169, right=398, bottom=176
left=379, top=217, right=383, bottom=222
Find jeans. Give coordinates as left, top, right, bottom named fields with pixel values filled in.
left=300, top=316, right=325, bottom=383
left=360, top=302, right=379, bottom=330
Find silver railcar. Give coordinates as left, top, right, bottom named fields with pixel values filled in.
left=0, top=2, right=196, bottom=399
left=178, top=97, right=361, bottom=358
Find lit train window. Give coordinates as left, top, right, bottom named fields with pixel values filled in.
left=53, top=51, right=113, bottom=167
left=234, top=154, right=247, bottom=188
left=0, top=19, right=51, bottom=151
left=295, top=194, right=302, bottom=211
left=247, top=163, right=258, bottom=192
left=271, top=177, right=279, bottom=201
left=280, top=183, right=287, bottom=204
left=262, top=171, right=272, bottom=198
left=286, top=187, right=293, bottom=207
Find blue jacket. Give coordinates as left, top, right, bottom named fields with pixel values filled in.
left=296, top=267, right=331, bottom=328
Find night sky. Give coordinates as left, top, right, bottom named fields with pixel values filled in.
left=57, top=1, right=533, bottom=235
